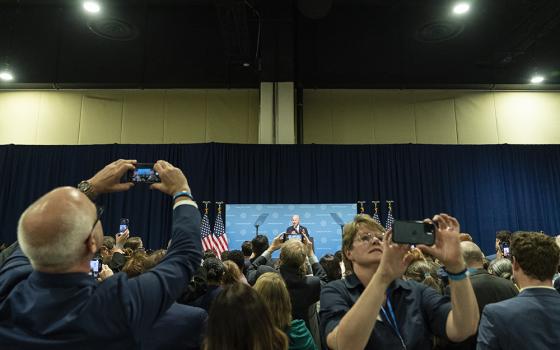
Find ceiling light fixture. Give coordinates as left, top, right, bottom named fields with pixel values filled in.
left=83, top=1, right=101, bottom=14
left=453, top=2, right=470, bottom=15
left=530, top=75, right=545, bottom=84
left=0, top=70, right=14, bottom=81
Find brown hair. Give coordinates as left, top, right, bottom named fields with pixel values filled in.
left=204, top=283, right=288, bottom=350
left=342, top=214, right=385, bottom=274
left=222, top=260, right=243, bottom=285
left=124, top=236, right=143, bottom=251
left=511, top=232, right=560, bottom=281
left=279, top=239, right=307, bottom=277
left=254, top=272, right=292, bottom=330
left=404, top=260, right=443, bottom=294
left=122, top=251, right=148, bottom=278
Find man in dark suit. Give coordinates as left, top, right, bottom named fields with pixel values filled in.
left=0, top=160, right=203, bottom=350
left=445, top=241, right=518, bottom=349
left=286, top=214, right=309, bottom=237
left=477, top=232, right=560, bottom=349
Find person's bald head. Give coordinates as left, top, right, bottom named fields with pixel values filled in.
left=18, top=187, right=102, bottom=271
left=461, top=241, right=485, bottom=268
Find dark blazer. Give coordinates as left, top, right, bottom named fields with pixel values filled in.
left=443, top=268, right=518, bottom=350
left=477, top=288, right=560, bottom=349
left=286, top=225, right=309, bottom=236
left=141, top=303, right=207, bottom=350
left=0, top=204, right=203, bottom=350
left=280, top=264, right=327, bottom=350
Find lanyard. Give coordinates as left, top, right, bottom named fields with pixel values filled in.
left=380, top=292, right=407, bottom=350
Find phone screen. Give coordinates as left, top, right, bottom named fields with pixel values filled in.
left=119, top=218, right=129, bottom=233
left=128, top=163, right=161, bottom=183
left=283, top=232, right=304, bottom=242
left=90, top=259, right=101, bottom=278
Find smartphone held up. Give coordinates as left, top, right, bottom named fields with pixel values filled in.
left=392, top=220, right=436, bottom=246
left=126, top=163, right=161, bottom=184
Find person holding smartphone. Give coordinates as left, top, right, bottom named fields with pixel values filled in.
left=319, top=213, right=479, bottom=350
left=0, top=159, right=203, bottom=349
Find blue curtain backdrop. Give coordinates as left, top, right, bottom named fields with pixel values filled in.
left=1, top=143, right=559, bottom=255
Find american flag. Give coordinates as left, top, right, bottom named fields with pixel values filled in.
left=385, top=209, right=394, bottom=231
left=201, top=210, right=215, bottom=252
left=212, top=210, right=229, bottom=257
left=373, top=210, right=382, bottom=225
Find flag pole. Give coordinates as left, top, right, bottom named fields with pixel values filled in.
left=357, top=201, right=366, bottom=214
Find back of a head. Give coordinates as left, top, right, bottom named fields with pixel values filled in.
left=488, top=258, right=513, bottom=280
left=319, top=254, right=342, bottom=282
left=251, top=235, right=270, bottom=257
left=222, top=260, right=243, bottom=285
left=122, top=251, right=148, bottom=278
left=103, top=236, right=115, bottom=250
left=225, top=250, right=245, bottom=271
left=279, top=239, right=306, bottom=274
left=511, top=232, right=560, bottom=281
left=254, top=272, right=292, bottom=330
left=124, top=236, right=143, bottom=251
left=461, top=241, right=484, bottom=267
left=241, top=240, right=253, bottom=257
left=18, top=187, right=96, bottom=271
left=203, top=257, right=225, bottom=285
left=204, top=250, right=217, bottom=260
left=205, top=283, right=288, bottom=350
left=405, top=260, right=443, bottom=294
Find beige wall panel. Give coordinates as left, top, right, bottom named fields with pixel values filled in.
left=206, top=90, right=252, bottom=143
left=0, top=92, right=40, bottom=144
left=331, top=91, right=374, bottom=144
left=454, top=92, right=499, bottom=144
left=79, top=95, right=123, bottom=144
left=303, top=90, right=333, bottom=144
left=163, top=91, right=207, bottom=143
left=247, top=90, right=259, bottom=144
left=414, top=97, right=457, bottom=144
left=36, top=92, right=82, bottom=145
left=371, top=103, right=416, bottom=144
left=495, top=92, right=560, bottom=144
left=121, top=92, right=165, bottom=144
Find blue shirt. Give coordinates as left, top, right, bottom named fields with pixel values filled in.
left=0, top=203, right=203, bottom=350
left=319, top=274, right=452, bottom=349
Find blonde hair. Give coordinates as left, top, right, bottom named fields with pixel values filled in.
left=222, top=260, right=243, bottom=285
left=342, top=214, right=385, bottom=274
left=254, top=272, right=292, bottom=330
left=279, top=239, right=307, bottom=277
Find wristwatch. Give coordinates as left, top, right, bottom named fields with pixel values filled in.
left=77, top=180, right=97, bottom=201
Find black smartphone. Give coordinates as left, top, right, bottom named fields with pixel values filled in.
left=89, top=258, right=102, bottom=278
left=282, top=232, right=305, bottom=243
left=119, top=218, right=129, bottom=235
left=392, top=220, right=436, bottom=245
left=127, top=163, right=161, bottom=184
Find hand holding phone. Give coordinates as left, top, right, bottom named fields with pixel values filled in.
left=89, top=258, right=103, bottom=278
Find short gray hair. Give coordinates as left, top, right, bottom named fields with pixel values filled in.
left=18, top=209, right=92, bottom=271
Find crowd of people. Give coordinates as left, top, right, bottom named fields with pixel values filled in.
left=0, top=159, right=559, bottom=350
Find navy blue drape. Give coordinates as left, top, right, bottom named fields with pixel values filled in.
left=1, top=143, right=559, bottom=254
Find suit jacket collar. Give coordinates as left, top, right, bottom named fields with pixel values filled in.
left=518, top=287, right=558, bottom=297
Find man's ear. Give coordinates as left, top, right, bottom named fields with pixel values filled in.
left=512, top=256, right=520, bottom=272
left=86, top=233, right=99, bottom=255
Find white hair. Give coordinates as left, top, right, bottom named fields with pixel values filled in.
left=18, top=209, right=92, bottom=271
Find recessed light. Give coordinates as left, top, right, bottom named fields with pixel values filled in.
left=530, top=75, right=545, bottom=84
left=0, top=71, right=14, bottom=81
left=83, top=1, right=101, bottom=14
left=453, top=3, right=470, bottom=15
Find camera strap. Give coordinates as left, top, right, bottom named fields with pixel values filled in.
left=380, top=291, right=407, bottom=350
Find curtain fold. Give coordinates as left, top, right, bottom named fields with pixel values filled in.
left=1, top=143, right=558, bottom=255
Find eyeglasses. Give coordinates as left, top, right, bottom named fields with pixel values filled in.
left=354, top=232, right=384, bottom=245
left=90, top=206, right=104, bottom=234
